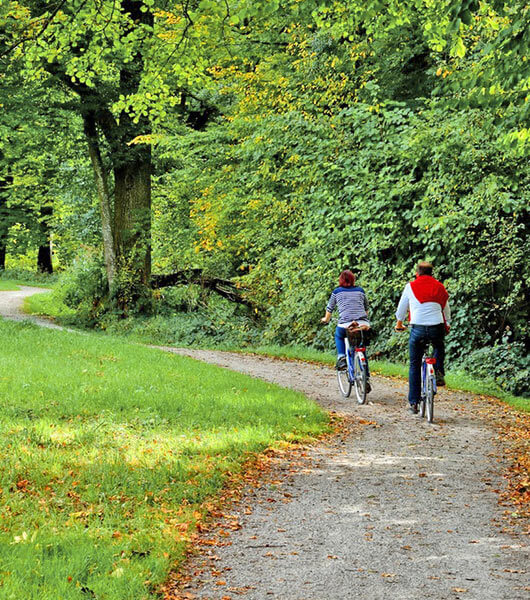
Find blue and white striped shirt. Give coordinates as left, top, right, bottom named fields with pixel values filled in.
left=326, top=286, right=369, bottom=325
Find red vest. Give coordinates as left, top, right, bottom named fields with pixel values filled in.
left=410, top=275, right=448, bottom=308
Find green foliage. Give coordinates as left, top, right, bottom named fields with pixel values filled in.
left=0, top=319, right=327, bottom=599
left=158, top=103, right=529, bottom=383
left=0, top=267, right=57, bottom=287
left=51, top=252, right=109, bottom=326
left=460, top=342, right=530, bottom=398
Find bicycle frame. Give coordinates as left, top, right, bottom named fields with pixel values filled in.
left=345, top=335, right=366, bottom=379
left=421, top=355, right=437, bottom=397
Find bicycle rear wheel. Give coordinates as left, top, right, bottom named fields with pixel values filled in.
left=419, top=361, right=426, bottom=417
left=419, top=395, right=426, bottom=418
left=353, top=352, right=367, bottom=405
left=426, top=375, right=435, bottom=423
left=337, top=364, right=352, bottom=398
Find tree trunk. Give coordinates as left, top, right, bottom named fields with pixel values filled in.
left=0, top=170, right=12, bottom=271
left=83, top=113, right=116, bottom=289
left=37, top=244, right=53, bottom=273
left=113, top=146, right=152, bottom=284
left=37, top=204, right=53, bottom=273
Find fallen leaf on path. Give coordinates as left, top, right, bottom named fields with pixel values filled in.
left=453, top=588, right=468, bottom=593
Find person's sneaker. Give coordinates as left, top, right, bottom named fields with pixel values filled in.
left=409, top=403, right=419, bottom=414
left=366, top=379, right=372, bottom=394
left=436, top=370, right=446, bottom=386
left=335, top=356, right=347, bottom=371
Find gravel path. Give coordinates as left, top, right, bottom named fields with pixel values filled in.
left=0, top=285, right=63, bottom=329
left=160, top=352, right=528, bottom=599
left=1, top=290, right=528, bottom=599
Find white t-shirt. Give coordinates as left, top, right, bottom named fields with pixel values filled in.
left=396, top=283, right=451, bottom=326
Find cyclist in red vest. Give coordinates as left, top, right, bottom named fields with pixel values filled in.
left=395, top=261, right=451, bottom=414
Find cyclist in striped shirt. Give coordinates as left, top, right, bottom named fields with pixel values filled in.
left=321, top=270, right=371, bottom=389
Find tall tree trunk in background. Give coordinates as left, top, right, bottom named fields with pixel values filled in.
left=37, top=244, right=52, bottom=273
left=0, top=169, right=12, bottom=271
left=109, top=0, right=153, bottom=289
left=83, top=113, right=116, bottom=288
left=37, top=204, right=53, bottom=273
left=113, top=144, right=151, bottom=284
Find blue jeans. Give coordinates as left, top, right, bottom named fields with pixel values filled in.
left=408, top=324, right=445, bottom=405
left=335, top=326, right=370, bottom=377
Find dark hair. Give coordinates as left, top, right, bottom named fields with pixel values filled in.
left=417, top=261, right=433, bottom=276
left=339, top=270, right=356, bottom=287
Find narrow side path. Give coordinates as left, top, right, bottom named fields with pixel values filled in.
left=0, top=290, right=528, bottom=599
left=0, top=285, right=63, bottom=329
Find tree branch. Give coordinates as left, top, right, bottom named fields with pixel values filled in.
left=150, top=269, right=255, bottom=309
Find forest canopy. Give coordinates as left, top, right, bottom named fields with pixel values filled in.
left=1, top=1, right=529, bottom=394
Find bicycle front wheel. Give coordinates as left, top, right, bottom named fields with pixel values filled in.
left=426, top=375, right=435, bottom=423
left=337, top=366, right=352, bottom=398
left=353, top=352, right=367, bottom=405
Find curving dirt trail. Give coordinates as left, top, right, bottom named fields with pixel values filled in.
left=0, top=285, right=63, bottom=329
left=1, top=289, right=528, bottom=599
left=160, top=348, right=529, bottom=600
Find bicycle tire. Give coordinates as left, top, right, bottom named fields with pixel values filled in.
left=337, top=365, right=352, bottom=398
left=419, top=361, right=426, bottom=418
left=426, top=375, right=435, bottom=423
left=354, top=352, right=367, bottom=405
left=419, top=395, right=426, bottom=418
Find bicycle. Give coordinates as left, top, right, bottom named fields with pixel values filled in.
left=336, top=326, right=369, bottom=404
left=396, top=325, right=437, bottom=423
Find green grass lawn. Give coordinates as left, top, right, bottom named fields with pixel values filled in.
left=0, top=280, right=21, bottom=291
left=0, top=320, right=328, bottom=599
left=24, top=288, right=76, bottom=320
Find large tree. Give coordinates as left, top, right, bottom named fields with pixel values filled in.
left=0, top=0, right=275, bottom=298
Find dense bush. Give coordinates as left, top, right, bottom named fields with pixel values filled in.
left=460, top=342, right=530, bottom=398
left=52, top=251, right=109, bottom=326
left=154, top=104, right=529, bottom=389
